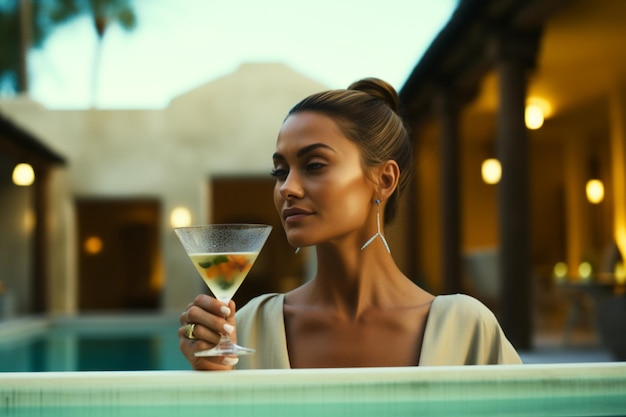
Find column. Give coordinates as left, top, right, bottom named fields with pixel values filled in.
left=609, top=81, right=626, bottom=267
left=33, top=164, right=50, bottom=313
left=563, top=133, right=590, bottom=276
left=435, top=90, right=462, bottom=294
left=493, top=30, right=541, bottom=350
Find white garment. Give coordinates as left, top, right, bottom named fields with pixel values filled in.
left=235, top=293, right=522, bottom=369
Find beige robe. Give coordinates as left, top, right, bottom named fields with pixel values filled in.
left=235, top=293, right=522, bottom=369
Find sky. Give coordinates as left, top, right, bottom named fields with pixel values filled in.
left=27, top=0, right=458, bottom=109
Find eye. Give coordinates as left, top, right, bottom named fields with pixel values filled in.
left=306, top=162, right=326, bottom=172
left=270, top=167, right=288, bottom=180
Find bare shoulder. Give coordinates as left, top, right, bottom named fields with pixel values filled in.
left=283, top=281, right=316, bottom=309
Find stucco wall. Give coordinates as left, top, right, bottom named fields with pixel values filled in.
left=0, top=63, right=328, bottom=313
left=0, top=160, right=33, bottom=316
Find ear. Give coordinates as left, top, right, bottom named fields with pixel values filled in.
left=374, top=160, right=400, bottom=201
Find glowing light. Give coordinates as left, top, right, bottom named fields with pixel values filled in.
left=170, top=206, right=192, bottom=228
left=586, top=179, right=604, bottom=204
left=578, top=262, right=593, bottom=280
left=525, top=97, right=552, bottom=130
left=553, top=262, right=568, bottom=281
left=84, top=236, right=103, bottom=255
left=12, top=163, right=35, bottom=186
left=481, top=158, right=501, bottom=185
left=525, top=105, right=544, bottom=129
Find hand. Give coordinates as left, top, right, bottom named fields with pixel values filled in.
left=179, top=294, right=238, bottom=370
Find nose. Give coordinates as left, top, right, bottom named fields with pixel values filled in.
left=279, top=171, right=304, bottom=200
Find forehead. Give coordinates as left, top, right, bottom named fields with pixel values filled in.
left=276, top=111, right=353, bottom=152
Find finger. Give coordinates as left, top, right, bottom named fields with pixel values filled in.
left=178, top=336, right=235, bottom=370
left=178, top=296, right=240, bottom=371
left=179, top=300, right=196, bottom=325
left=224, top=300, right=237, bottom=343
left=193, top=294, right=232, bottom=317
left=178, top=325, right=220, bottom=361
left=227, top=299, right=236, bottom=317
left=186, top=305, right=233, bottom=335
left=179, top=309, right=189, bottom=325
left=191, top=355, right=238, bottom=371
left=179, top=322, right=227, bottom=347
left=222, top=356, right=239, bottom=367
left=186, top=296, right=236, bottom=337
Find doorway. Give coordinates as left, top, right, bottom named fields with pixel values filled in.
left=76, top=198, right=162, bottom=311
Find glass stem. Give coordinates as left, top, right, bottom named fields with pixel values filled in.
left=216, top=334, right=234, bottom=351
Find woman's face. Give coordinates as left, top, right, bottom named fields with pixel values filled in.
left=272, top=111, right=375, bottom=249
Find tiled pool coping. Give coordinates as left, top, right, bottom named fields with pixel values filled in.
left=2, top=363, right=625, bottom=416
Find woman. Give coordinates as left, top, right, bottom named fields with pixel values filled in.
left=179, top=78, right=521, bottom=370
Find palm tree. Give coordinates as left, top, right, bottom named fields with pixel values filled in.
left=1, top=0, right=40, bottom=93
left=81, top=0, right=137, bottom=106
left=0, top=0, right=137, bottom=104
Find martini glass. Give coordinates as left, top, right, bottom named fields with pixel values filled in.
left=174, top=224, right=272, bottom=357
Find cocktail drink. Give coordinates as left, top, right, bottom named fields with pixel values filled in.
left=189, top=252, right=258, bottom=302
left=174, top=224, right=271, bottom=357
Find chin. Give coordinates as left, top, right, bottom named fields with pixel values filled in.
left=285, top=232, right=313, bottom=249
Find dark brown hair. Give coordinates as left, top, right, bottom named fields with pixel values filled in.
left=287, top=77, right=412, bottom=224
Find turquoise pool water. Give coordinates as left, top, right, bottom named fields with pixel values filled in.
left=0, top=314, right=190, bottom=372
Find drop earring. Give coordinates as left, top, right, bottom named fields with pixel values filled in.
left=295, top=247, right=301, bottom=254
left=360, top=199, right=391, bottom=253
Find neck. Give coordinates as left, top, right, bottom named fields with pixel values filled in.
left=308, top=239, right=405, bottom=319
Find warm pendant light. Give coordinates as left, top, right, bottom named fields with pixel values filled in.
left=481, top=158, right=501, bottom=184
left=12, top=163, right=35, bottom=186
left=170, top=206, right=192, bottom=228
left=586, top=179, right=604, bottom=204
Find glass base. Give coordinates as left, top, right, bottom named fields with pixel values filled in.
left=193, top=336, right=255, bottom=357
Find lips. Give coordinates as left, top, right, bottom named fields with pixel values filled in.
left=282, top=207, right=313, bottom=222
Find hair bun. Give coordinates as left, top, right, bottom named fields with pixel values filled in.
left=348, top=77, right=400, bottom=113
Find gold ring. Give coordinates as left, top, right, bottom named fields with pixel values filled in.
left=186, top=323, right=196, bottom=340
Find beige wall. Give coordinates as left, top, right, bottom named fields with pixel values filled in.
left=0, top=63, right=328, bottom=314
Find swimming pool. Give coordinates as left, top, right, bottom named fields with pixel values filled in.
left=0, top=314, right=616, bottom=372
left=2, top=317, right=625, bottom=416
left=2, top=364, right=626, bottom=416
left=0, top=314, right=190, bottom=372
